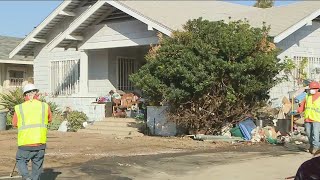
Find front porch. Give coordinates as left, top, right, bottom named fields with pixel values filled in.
left=48, top=45, right=150, bottom=121
left=50, top=45, right=149, bottom=97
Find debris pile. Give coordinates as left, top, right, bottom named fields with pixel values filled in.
left=191, top=85, right=310, bottom=146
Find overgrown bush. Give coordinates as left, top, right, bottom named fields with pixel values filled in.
left=0, top=89, right=63, bottom=130
left=66, top=111, right=88, bottom=132
left=39, top=96, right=61, bottom=115
left=47, top=114, right=64, bottom=131
left=0, top=88, right=61, bottom=114
left=130, top=18, right=286, bottom=134
left=0, top=88, right=24, bottom=115
left=6, top=113, right=12, bottom=128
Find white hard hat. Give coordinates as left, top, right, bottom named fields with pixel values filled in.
left=23, top=84, right=38, bottom=94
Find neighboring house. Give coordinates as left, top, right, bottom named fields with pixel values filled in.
left=0, top=36, right=33, bottom=92
left=9, top=0, right=320, bottom=120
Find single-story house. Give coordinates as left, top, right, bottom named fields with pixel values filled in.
left=9, top=0, right=320, bottom=121
left=0, top=36, right=33, bottom=92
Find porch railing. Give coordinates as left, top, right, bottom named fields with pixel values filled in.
left=9, top=78, right=24, bottom=87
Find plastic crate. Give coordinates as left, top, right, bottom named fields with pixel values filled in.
left=230, top=126, right=244, bottom=138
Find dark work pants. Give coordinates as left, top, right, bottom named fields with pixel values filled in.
left=16, top=149, right=45, bottom=180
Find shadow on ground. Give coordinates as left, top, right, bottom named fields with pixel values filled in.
left=78, top=143, right=304, bottom=180
left=31, top=143, right=306, bottom=180
left=80, top=166, right=132, bottom=180
left=40, top=168, right=62, bottom=180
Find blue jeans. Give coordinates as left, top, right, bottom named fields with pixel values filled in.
left=305, top=122, right=320, bottom=149
left=16, top=149, right=45, bottom=180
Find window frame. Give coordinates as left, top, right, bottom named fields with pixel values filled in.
left=50, top=59, right=80, bottom=96
left=7, top=67, right=26, bottom=87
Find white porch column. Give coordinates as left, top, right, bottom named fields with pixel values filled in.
left=79, top=50, right=89, bottom=95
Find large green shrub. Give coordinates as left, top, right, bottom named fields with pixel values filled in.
left=130, top=19, right=285, bottom=134
left=66, top=111, right=88, bottom=132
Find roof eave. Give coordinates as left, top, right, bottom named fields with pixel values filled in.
left=107, top=1, right=173, bottom=37
left=0, top=59, right=33, bottom=65
left=48, top=0, right=173, bottom=51
left=9, top=0, right=72, bottom=58
left=274, top=9, right=320, bottom=43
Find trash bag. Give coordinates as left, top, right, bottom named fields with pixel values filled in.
left=266, top=137, right=278, bottom=144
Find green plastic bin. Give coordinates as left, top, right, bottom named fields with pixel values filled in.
left=230, top=126, right=244, bottom=138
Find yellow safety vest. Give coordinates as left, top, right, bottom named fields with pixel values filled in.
left=304, top=95, right=320, bottom=122
left=14, top=100, right=49, bottom=146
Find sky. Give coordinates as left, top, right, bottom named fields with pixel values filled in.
left=0, top=0, right=297, bottom=38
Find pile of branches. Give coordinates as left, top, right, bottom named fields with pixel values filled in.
left=170, top=86, right=263, bottom=134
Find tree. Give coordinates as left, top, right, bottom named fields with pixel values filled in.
left=130, top=18, right=285, bottom=134
left=254, top=0, right=274, bottom=8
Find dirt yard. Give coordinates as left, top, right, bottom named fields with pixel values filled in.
left=0, top=130, right=224, bottom=174
left=0, top=130, right=311, bottom=179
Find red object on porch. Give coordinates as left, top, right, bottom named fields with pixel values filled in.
left=112, top=93, right=139, bottom=117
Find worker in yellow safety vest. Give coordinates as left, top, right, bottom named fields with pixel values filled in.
left=298, top=81, right=320, bottom=154
left=13, top=84, right=52, bottom=180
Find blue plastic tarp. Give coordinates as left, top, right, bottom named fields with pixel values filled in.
left=239, top=118, right=256, bottom=140
left=295, top=92, right=307, bottom=103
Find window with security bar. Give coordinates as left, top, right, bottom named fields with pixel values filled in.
left=117, top=57, right=136, bottom=91
left=8, top=68, right=25, bottom=87
left=50, top=59, right=80, bottom=96
left=293, top=56, right=320, bottom=82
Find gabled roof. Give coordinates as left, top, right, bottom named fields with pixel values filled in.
left=9, top=0, right=83, bottom=58
left=118, top=1, right=261, bottom=33
left=0, top=35, right=33, bottom=64
left=9, top=0, right=320, bottom=58
left=119, top=1, right=320, bottom=41
left=264, top=1, right=320, bottom=42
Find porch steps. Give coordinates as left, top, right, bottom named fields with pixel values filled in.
left=78, top=117, right=145, bottom=137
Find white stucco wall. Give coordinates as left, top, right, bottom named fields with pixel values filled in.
left=48, top=96, right=105, bottom=122
left=270, top=21, right=320, bottom=105
left=88, top=49, right=111, bottom=96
